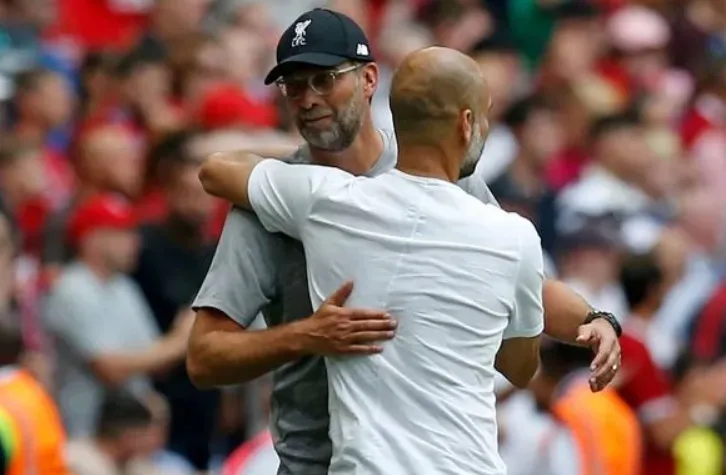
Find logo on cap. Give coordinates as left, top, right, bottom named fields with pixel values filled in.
left=291, top=19, right=312, bottom=47
left=356, top=44, right=369, bottom=56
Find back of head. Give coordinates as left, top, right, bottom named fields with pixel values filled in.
left=145, top=129, right=198, bottom=190
left=589, top=111, right=640, bottom=145
left=97, top=390, right=153, bottom=439
left=14, top=68, right=53, bottom=99
left=619, top=252, right=663, bottom=310
left=389, top=46, right=488, bottom=147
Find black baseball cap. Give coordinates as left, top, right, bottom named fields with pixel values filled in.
left=264, top=8, right=374, bottom=85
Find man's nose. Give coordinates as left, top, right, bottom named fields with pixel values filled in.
left=295, top=86, right=324, bottom=110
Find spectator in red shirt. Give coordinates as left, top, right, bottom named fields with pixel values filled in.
left=12, top=68, right=75, bottom=206
left=77, top=52, right=123, bottom=121
left=0, top=138, right=52, bottom=256
left=55, top=0, right=152, bottom=51
left=618, top=252, right=696, bottom=475
left=41, top=124, right=143, bottom=277
left=78, top=43, right=184, bottom=157
left=197, top=83, right=278, bottom=132
left=680, top=42, right=726, bottom=151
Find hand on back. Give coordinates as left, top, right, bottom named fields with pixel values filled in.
left=300, top=281, right=397, bottom=356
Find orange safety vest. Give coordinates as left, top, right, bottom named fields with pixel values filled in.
left=0, top=368, right=70, bottom=475
left=552, top=380, right=642, bottom=475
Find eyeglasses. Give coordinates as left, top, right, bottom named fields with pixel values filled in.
left=276, top=64, right=363, bottom=99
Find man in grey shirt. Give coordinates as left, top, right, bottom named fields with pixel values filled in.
left=189, top=8, right=622, bottom=475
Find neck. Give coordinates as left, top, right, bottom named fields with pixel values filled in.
left=631, top=306, right=655, bottom=321
left=14, top=120, right=46, bottom=143
left=94, top=437, right=125, bottom=466
left=81, top=256, right=115, bottom=282
left=308, top=121, right=383, bottom=177
left=396, top=143, right=459, bottom=183
left=510, top=153, right=544, bottom=195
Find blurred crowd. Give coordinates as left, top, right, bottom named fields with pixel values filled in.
left=1, top=0, right=726, bottom=474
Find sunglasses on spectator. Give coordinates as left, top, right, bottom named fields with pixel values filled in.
left=276, top=63, right=363, bottom=98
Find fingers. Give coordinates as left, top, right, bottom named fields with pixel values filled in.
left=589, top=339, right=621, bottom=392
left=347, top=309, right=392, bottom=321
left=350, top=319, right=397, bottom=332
left=576, top=326, right=594, bottom=345
left=346, top=331, right=396, bottom=344
left=325, top=281, right=355, bottom=307
left=587, top=334, right=610, bottom=371
left=590, top=335, right=617, bottom=376
left=342, top=345, right=384, bottom=355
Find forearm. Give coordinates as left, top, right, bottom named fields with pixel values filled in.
left=242, top=143, right=302, bottom=160
left=495, top=357, right=539, bottom=389
left=91, top=337, right=183, bottom=387
left=542, top=279, right=591, bottom=344
left=199, top=151, right=263, bottom=207
left=187, top=320, right=308, bottom=388
left=495, top=338, right=541, bottom=388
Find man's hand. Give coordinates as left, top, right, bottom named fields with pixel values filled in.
left=297, top=281, right=397, bottom=356
left=576, top=319, right=621, bottom=392
left=167, top=309, right=196, bottom=354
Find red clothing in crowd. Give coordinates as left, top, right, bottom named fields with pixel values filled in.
left=619, top=330, right=677, bottom=475
left=545, top=146, right=590, bottom=191
left=681, top=94, right=726, bottom=151
left=198, top=84, right=278, bottom=131
left=134, top=188, right=228, bottom=241
left=690, top=283, right=726, bottom=362
left=55, top=0, right=151, bottom=50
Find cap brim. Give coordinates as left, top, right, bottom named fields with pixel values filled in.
left=264, top=53, right=349, bottom=85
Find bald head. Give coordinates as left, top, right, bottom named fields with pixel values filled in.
left=389, top=47, right=491, bottom=146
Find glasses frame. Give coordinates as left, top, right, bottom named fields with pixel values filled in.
left=275, top=63, right=364, bottom=98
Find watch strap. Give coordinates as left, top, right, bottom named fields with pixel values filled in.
left=583, top=310, right=622, bottom=337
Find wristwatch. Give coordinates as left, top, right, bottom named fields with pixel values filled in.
left=583, top=310, right=622, bottom=338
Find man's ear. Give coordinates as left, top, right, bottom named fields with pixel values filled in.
left=361, top=62, right=379, bottom=101
left=460, top=109, right=474, bottom=145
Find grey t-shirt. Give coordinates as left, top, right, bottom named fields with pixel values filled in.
left=45, top=262, right=159, bottom=437
left=192, top=130, right=499, bottom=475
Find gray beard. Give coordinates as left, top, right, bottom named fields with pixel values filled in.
left=459, top=126, right=485, bottom=179
left=300, top=87, right=364, bottom=152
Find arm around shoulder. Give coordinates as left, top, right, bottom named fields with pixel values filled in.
left=495, top=218, right=545, bottom=388
left=198, top=151, right=264, bottom=207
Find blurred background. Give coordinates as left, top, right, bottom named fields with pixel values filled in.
left=1, top=0, right=726, bottom=474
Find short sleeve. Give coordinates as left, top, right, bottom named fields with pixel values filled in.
left=504, top=218, right=545, bottom=339
left=247, top=160, right=349, bottom=239
left=192, top=208, right=284, bottom=328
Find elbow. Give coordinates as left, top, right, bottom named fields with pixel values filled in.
left=185, top=341, right=218, bottom=390
left=198, top=157, right=219, bottom=196
left=510, top=359, right=540, bottom=389
left=89, top=360, right=129, bottom=389
left=198, top=152, right=229, bottom=197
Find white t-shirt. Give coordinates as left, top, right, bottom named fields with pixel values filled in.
left=247, top=161, right=545, bottom=475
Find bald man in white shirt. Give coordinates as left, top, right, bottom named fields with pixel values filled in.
left=197, top=47, right=543, bottom=474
